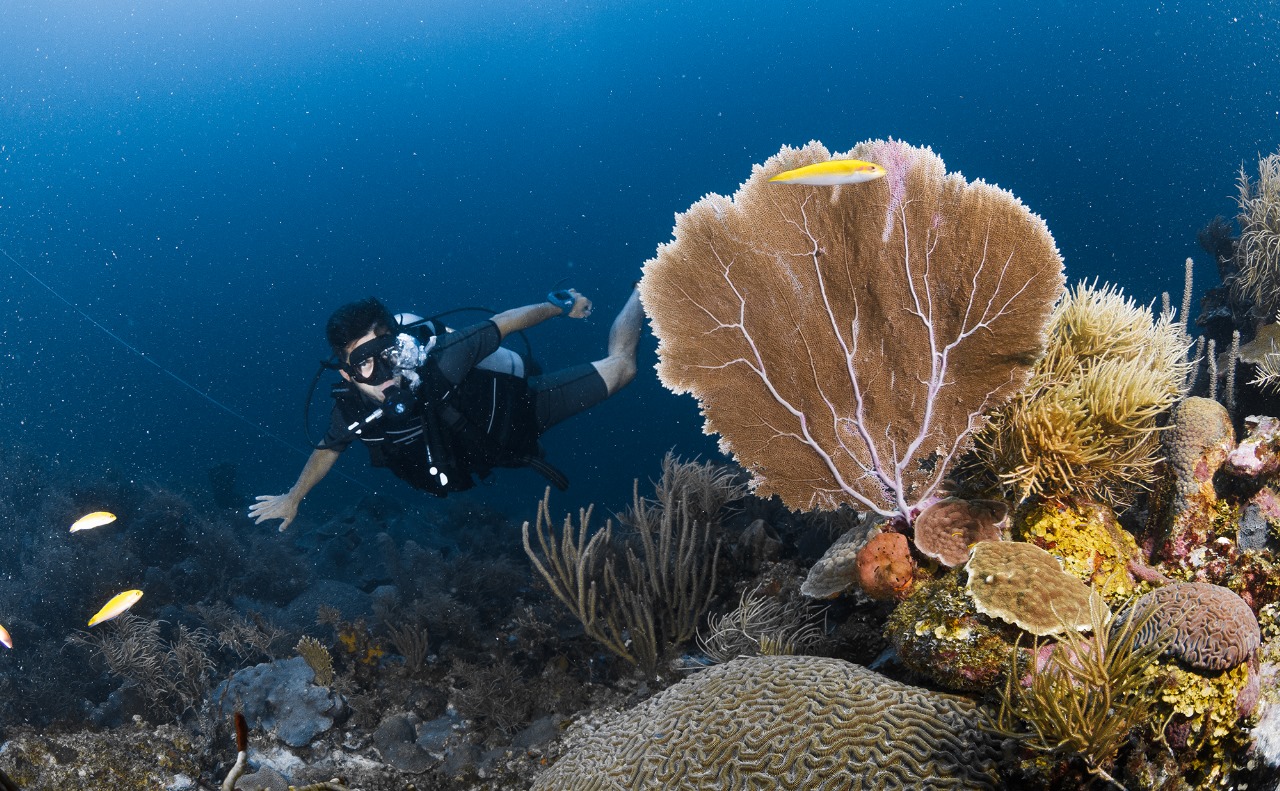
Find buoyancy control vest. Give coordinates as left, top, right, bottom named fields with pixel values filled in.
left=330, top=318, right=567, bottom=496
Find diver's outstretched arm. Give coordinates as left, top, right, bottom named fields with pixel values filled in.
left=491, top=290, right=591, bottom=339
left=249, top=448, right=340, bottom=532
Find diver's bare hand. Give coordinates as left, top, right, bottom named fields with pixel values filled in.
left=249, top=493, right=300, bottom=532
left=567, top=289, right=593, bottom=319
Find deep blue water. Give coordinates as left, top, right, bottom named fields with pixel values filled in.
left=1, top=0, right=1277, bottom=522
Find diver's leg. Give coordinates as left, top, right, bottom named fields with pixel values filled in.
left=591, top=287, right=643, bottom=395
left=530, top=364, right=610, bottom=434
left=528, top=288, right=645, bottom=434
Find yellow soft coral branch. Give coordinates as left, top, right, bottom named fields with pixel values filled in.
left=974, top=282, right=1192, bottom=505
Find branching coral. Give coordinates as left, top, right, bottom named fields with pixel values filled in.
left=1233, top=149, right=1280, bottom=319
left=697, top=586, right=825, bottom=662
left=973, top=281, right=1192, bottom=505
left=989, top=597, right=1171, bottom=789
left=66, top=614, right=217, bottom=720
left=522, top=456, right=739, bottom=676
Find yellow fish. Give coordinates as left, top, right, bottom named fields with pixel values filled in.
left=70, top=511, right=117, bottom=532
left=0, top=623, right=11, bottom=649
left=88, top=590, right=143, bottom=626
left=769, top=158, right=887, bottom=186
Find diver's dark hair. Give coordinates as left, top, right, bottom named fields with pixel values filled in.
left=326, top=297, right=397, bottom=357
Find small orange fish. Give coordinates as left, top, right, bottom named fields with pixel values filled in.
left=70, top=511, right=117, bottom=532
left=0, top=623, right=11, bottom=649
left=769, top=158, right=887, bottom=186
left=88, top=590, right=143, bottom=626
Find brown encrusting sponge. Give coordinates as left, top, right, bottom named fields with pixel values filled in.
left=964, top=540, right=1108, bottom=636
left=532, top=655, right=1001, bottom=790
left=1117, top=582, right=1261, bottom=671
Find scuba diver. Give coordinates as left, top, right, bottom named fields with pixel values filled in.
left=249, top=286, right=644, bottom=531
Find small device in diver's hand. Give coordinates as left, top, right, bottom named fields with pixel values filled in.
left=547, top=289, right=577, bottom=314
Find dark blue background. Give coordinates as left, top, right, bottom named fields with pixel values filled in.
left=1, top=0, right=1277, bottom=522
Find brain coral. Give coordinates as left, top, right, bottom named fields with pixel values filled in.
left=964, top=540, right=1108, bottom=636
left=1119, top=582, right=1261, bottom=671
left=533, top=655, right=1000, bottom=790
left=802, top=521, right=875, bottom=599
left=914, top=498, right=1008, bottom=567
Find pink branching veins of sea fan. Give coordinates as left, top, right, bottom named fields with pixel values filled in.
left=639, top=139, right=1064, bottom=520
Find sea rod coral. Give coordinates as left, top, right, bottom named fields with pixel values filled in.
left=639, top=138, right=1064, bottom=519
left=1233, top=147, right=1280, bottom=320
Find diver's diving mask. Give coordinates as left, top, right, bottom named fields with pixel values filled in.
left=343, top=332, right=429, bottom=391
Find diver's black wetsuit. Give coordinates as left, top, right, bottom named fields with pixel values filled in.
left=320, top=320, right=607, bottom=495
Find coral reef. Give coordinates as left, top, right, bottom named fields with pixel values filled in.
left=973, top=281, right=1192, bottom=506
left=964, top=540, right=1108, bottom=636
left=639, top=138, right=1064, bottom=518
left=532, top=655, right=1002, bottom=790
left=14, top=140, right=1280, bottom=790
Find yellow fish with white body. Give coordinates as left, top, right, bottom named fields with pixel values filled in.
left=70, top=511, right=117, bottom=532
left=88, top=589, right=143, bottom=626
left=0, top=623, right=11, bottom=649
left=769, top=158, right=887, bottom=185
